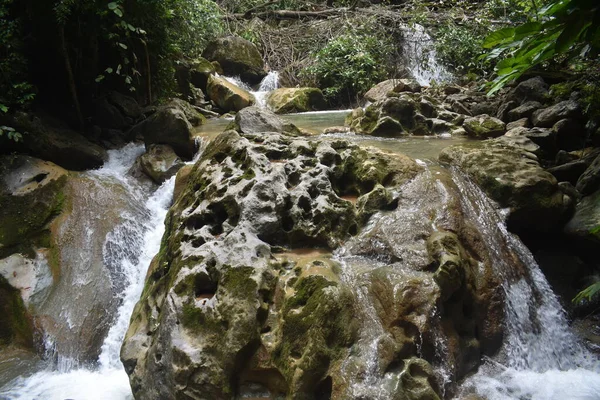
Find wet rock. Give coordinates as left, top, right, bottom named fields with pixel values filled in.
left=439, top=139, right=568, bottom=233
left=121, top=110, right=423, bottom=399
left=207, top=74, right=256, bottom=112
left=576, top=154, right=600, bottom=196
left=165, top=98, right=205, bottom=127
left=0, top=156, right=68, bottom=251
left=139, top=144, right=184, bottom=184
left=506, top=127, right=556, bottom=158
left=507, top=101, right=542, bottom=121
left=131, top=106, right=197, bottom=160
left=496, top=135, right=541, bottom=156
left=1, top=112, right=108, bottom=171
left=463, top=114, right=506, bottom=139
left=174, top=164, right=193, bottom=201
left=564, top=190, right=600, bottom=244
left=496, top=100, right=518, bottom=121
left=470, top=102, right=496, bottom=117
left=532, top=100, right=582, bottom=128
left=202, top=36, right=267, bottom=84
left=266, top=87, right=326, bottom=114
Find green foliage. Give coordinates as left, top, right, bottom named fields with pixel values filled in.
left=0, top=125, right=23, bottom=142
left=573, top=281, right=600, bottom=304
left=301, top=22, right=394, bottom=105
left=0, top=0, right=35, bottom=109
left=434, top=22, right=492, bottom=75
left=484, top=0, right=600, bottom=95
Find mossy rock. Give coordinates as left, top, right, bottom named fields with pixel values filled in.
left=202, top=36, right=266, bottom=84
left=0, top=275, right=33, bottom=349
left=463, top=114, right=506, bottom=138
left=0, top=156, right=68, bottom=253
left=266, top=87, right=326, bottom=114
left=190, top=57, right=217, bottom=93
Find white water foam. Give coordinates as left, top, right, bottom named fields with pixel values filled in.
left=223, top=71, right=280, bottom=108
left=1, top=146, right=176, bottom=400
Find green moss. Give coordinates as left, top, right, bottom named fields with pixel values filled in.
left=0, top=276, right=33, bottom=349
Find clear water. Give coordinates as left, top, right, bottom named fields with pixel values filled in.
left=1, top=145, right=175, bottom=400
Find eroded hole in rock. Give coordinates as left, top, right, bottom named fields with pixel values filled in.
left=360, top=180, right=376, bottom=194
left=30, top=172, right=49, bottom=184
left=213, top=152, right=227, bottom=163
left=314, top=376, right=333, bottom=400
left=385, top=359, right=405, bottom=374
left=209, top=224, right=223, bottom=236
left=287, top=171, right=301, bottom=188
left=191, top=237, right=206, bottom=248
left=194, top=273, right=217, bottom=300
left=298, top=196, right=311, bottom=214
left=385, top=198, right=400, bottom=211
left=308, top=185, right=320, bottom=199
left=282, top=214, right=294, bottom=232
left=348, top=224, right=358, bottom=236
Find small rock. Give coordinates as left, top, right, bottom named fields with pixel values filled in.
left=505, top=76, right=549, bottom=104
left=553, top=118, right=585, bottom=151
left=547, top=161, right=588, bottom=185
left=507, top=101, right=542, bottom=122
left=506, top=118, right=530, bottom=130
left=139, top=144, right=184, bottom=184
left=576, top=154, right=600, bottom=196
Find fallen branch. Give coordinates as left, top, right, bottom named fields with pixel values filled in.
left=231, top=7, right=348, bottom=20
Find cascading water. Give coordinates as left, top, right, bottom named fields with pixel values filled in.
left=1, top=144, right=176, bottom=400
left=452, top=173, right=600, bottom=400
left=403, top=24, right=453, bottom=86
left=223, top=71, right=280, bottom=108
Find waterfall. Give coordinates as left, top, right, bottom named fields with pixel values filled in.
left=452, top=172, right=600, bottom=400
left=223, top=71, right=280, bottom=108
left=1, top=144, right=176, bottom=400
left=402, top=24, right=453, bottom=86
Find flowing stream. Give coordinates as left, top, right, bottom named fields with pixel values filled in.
left=1, top=144, right=175, bottom=400
left=2, top=109, right=600, bottom=398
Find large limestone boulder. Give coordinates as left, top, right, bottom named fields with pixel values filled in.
left=130, top=106, right=197, bottom=160
left=0, top=112, right=107, bottom=171
left=439, top=139, right=569, bottom=233
left=463, top=114, right=506, bottom=139
left=233, top=106, right=301, bottom=136
left=0, top=156, right=68, bottom=252
left=121, top=109, right=424, bottom=399
left=207, top=74, right=256, bottom=112
left=266, top=87, right=326, bottom=114
left=202, top=36, right=267, bottom=84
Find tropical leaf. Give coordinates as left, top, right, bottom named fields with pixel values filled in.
left=573, top=281, right=600, bottom=304
left=483, top=27, right=516, bottom=49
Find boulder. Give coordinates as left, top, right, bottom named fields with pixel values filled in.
left=233, top=106, right=301, bottom=136
left=139, top=144, right=184, bottom=184
left=202, top=36, right=266, bottom=84
left=576, top=154, right=600, bottom=196
left=564, top=190, right=600, bottom=244
left=94, top=97, right=127, bottom=129
left=190, top=57, right=217, bottom=93
left=266, top=88, right=326, bottom=114
left=0, top=156, right=68, bottom=251
left=130, top=107, right=197, bottom=160
left=108, top=92, right=142, bottom=120
left=505, top=76, right=549, bottom=105
left=553, top=118, right=585, bottom=151
left=364, top=79, right=421, bottom=102
left=505, top=127, right=556, bottom=157
left=506, top=118, right=530, bottom=130
left=439, top=139, right=569, bottom=232
left=532, top=100, right=582, bottom=128
left=121, top=110, right=423, bottom=400
left=206, top=74, right=256, bottom=112
left=507, top=101, right=542, bottom=122
left=346, top=96, right=422, bottom=137
left=463, top=114, right=506, bottom=139
left=547, top=161, right=588, bottom=185
left=1, top=112, right=108, bottom=171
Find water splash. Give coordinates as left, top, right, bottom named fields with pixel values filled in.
left=402, top=24, right=453, bottom=86
left=222, top=71, right=280, bottom=108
